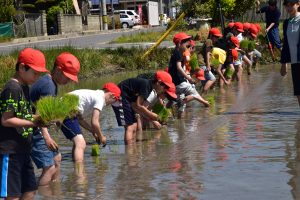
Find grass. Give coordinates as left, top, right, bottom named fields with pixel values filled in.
left=36, top=94, right=79, bottom=125
left=111, top=29, right=200, bottom=44
left=0, top=36, right=13, bottom=43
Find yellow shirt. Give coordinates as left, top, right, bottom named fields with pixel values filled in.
left=212, top=47, right=226, bottom=65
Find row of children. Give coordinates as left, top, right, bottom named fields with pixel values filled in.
left=0, top=47, right=179, bottom=199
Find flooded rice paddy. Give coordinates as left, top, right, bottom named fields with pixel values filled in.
left=36, top=65, right=300, bottom=200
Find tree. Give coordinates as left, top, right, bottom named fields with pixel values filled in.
left=0, top=0, right=16, bottom=23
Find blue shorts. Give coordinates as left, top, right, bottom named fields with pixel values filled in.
left=0, top=153, right=37, bottom=198
left=31, top=130, right=59, bottom=169
left=267, top=27, right=282, bottom=49
left=200, top=66, right=216, bottom=84
left=61, top=117, right=82, bottom=140
left=112, top=97, right=137, bottom=126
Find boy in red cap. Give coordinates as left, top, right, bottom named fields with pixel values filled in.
left=60, top=82, right=121, bottom=161
left=169, top=32, right=209, bottom=118
left=0, top=48, right=48, bottom=199
left=30, top=52, right=80, bottom=186
left=112, top=71, right=176, bottom=143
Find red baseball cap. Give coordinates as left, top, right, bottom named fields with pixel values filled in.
left=231, top=49, right=239, bottom=61
left=195, top=69, right=205, bottom=81
left=227, top=22, right=235, bottom=29
left=254, top=23, right=261, bottom=32
left=155, top=70, right=174, bottom=88
left=209, top=28, right=223, bottom=37
left=230, top=36, right=240, bottom=48
left=173, top=32, right=191, bottom=44
left=249, top=24, right=259, bottom=38
left=55, top=52, right=80, bottom=83
left=18, top=48, right=48, bottom=72
left=243, top=22, right=251, bottom=31
left=165, top=83, right=177, bottom=99
left=234, top=22, right=244, bottom=32
left=103, top=82, right=121, bottom=100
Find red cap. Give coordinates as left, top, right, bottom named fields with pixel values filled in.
left=18, top=48, right=48, bottom=72
left=195, top=69, right=205, bottom=81
left=165, top=83, right=177, bottom=99
left=173, top=32, right=191, bottom=44
left=249, top=24, right=259, bottom=38
left=55, top=52, right=80, bottom=83
left=230, top=36, right=240, bottom=48
left=190, top=40, right=195, bottom=47
left=102, top=82, right=121, bottom=100
left=254, top=23, right=261, bottom=32
left=231, top=49, right=238, bottom=61
left=209, top=28, right=223, bottom=37
left=234, top=22, right=244, bottom=32
left=227, top=22, right=235, bottom=29
left=155, top=70, right=174, bottom=88
left=243, top=22, right=251, bottom=31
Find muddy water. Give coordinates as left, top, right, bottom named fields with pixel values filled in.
left=35, top=66, right=300, bottom=200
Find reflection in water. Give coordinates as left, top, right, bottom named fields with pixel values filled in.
left=289, top=120, right=300, bottom=199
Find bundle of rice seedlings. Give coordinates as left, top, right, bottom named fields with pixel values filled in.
left=224, top=67, right=234, bottom=79
left=36, top=94, right=79, bottom=125
left=152, top=103, right=171, bottom=123
left=248, top=41, right=256, bottom=51
left=239, top=40, right=249, bottom=50
left=91, top=144, right=100, bottom=156
left=206, top=95, right=215, bottom=105
left=189, top=54, right=199, bottom=71
left=210, top=58, right=220, bottom=68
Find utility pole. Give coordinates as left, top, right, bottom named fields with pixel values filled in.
left=216, top=0, right=225, bottom=34
left=159, top=0, right=163, bottom=26
left=102, top=0, right=108, bottom=30
left=111, top=0, right=115, bottom=30
left=99, top=0, right=103, bottom=30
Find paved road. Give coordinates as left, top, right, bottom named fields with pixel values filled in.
left=0, top=27, right=173, bottom=55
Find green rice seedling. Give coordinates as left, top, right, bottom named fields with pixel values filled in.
left=206, top=95, right=215, bottom=105
left=152, top=103, right=171, bottom=123
left=36, top=94, right=79, bottom=125
left=248, top=41, right=256, bottom=51
left=224, top=67, right=234, bottom=79
left=189, top=54, right=199, bottom=71
left=210, top=58, right=220, bottom=69
left=91, top=144, right=100, bottom=156
left=239, top=40, right=249, bottom=50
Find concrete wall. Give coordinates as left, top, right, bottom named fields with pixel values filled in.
left=87, top=15, right=100, bottom=31
left=63, top=14, right=83, bottom=33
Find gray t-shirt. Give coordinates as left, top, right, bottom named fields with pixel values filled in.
left=287, top=14, right=300, bottom=64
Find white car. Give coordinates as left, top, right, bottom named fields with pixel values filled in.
left=120, top=14, right=134, bottom=28
left=117, top=10, right=140, bottom=25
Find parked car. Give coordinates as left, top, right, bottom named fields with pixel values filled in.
left=120, top=14, right=134, bottom=28
left=116, top=10, right=140, bottom=25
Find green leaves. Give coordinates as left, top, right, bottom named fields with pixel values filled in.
left=0, top=0, right=16, bottom=23
left=152, top=103, right=171, bottom=123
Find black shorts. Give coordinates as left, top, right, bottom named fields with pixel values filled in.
left=291, top=64, right=300, bottom=96
left=0, top=153, right=37, bottom=198
left=112, top=97, right=137, bottom=126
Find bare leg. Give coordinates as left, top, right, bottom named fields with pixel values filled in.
left=202, top=80, right=216, bottom=95
left=124, top=123, right=137, bottom=144
left=20, top=191, right=35, bottom=200
left=72, top=135, right=86, bottom=162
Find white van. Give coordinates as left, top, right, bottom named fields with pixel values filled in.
left=116, top=10, right=140, bottom=25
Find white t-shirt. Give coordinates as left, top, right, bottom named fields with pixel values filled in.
left=236, top=33, right=244, bottom=42
left=146, top=89, right=158, bottom=107
left=287, top=14, right=300, bottom=64
left=70, top=89, right=106, bottom=118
